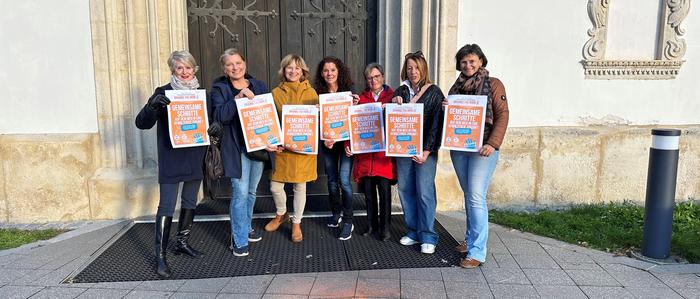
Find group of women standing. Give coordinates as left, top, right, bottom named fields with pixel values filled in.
left=136, top=43, right=509, bottom=277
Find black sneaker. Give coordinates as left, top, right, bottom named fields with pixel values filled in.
left=232, top=245, right=249, bottom=257
left=338, top=222, right=354, bottom=240
left=248, top=230, right=262, bottom=242
left=327, top=213, right=342, bottom=227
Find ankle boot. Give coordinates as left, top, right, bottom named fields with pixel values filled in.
left=265, top=213, right=289, bottom=232
left=155, top=216, right=172, bottom=278
left=291, top=222, right=303, bottom=242
left=174, top=209, right=204, bottom=258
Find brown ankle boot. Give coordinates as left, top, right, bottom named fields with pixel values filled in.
left=265, top=213, right=289, bottom=232
left=291, top=222, right=303, bottom=242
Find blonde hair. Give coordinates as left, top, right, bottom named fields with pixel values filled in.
left=278, top=54, right=310, bottom=82
left=219, top=48, right=246, bottom=70
left=400, top=52, right=431, bottom=87
left=167, top=50, right=199, bottom=74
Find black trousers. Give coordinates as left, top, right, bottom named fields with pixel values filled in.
left=361, top=176, right=392, bottom=231
left=156, top=180, right=201, bottom=216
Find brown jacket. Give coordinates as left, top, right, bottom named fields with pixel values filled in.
left=485, top=78, right=509, bottom=149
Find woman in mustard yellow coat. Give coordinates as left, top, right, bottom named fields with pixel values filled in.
left=264, top=54, right=319, bottom=242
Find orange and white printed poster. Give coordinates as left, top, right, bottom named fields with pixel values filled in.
left=235, top=93, right=283, bottom=152
left=165, top=89, right=210, bottom=148
left=319, top=91, right=352, bottom=141
left=348, top=102, right=385, bottom=154
left=282, top=105, right=319, bottom=155
left=385, top=103, right=423, bottom=157
left=441, top=95, right=487, bottom=152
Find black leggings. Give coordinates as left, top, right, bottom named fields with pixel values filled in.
left=361, top=176, right=392, bottom=231
left=156, top=180, right=201, bottom=217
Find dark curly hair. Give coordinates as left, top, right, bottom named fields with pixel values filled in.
left=314, top=56, right=354, bottom=94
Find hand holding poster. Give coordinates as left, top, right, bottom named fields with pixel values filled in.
left=348, top=103, right=385, bottom=154
left=282, top=105, right=319, bottom=155
left=235, top=93, right=283, bottom=152
left=319, top=91, right=352, bottom=141
left=385, top=103, right=423, bottom=157
left=441, top=95, right=487, bottom=152
left=165, top=89, right=210, bottom=148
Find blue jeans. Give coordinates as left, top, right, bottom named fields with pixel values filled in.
left=322, top=144, right=354, bottom=221
left=230, top=154, right=264, bottom=249
left=396, top=154, right=438, bottom=245
left=450, top=150, right=499, bottom=262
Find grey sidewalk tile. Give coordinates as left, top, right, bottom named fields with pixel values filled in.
left=29, top=286, right=87, bottom=298
left=4, top=257, right=52, bottom=270
left=216, top=293, right=261, bottom=299
left=440, top=267, right=487, bottom=284
left=481, top=268, right=530, bottom=285
left=523, top=269, right=576, bottom=286
left=489, top=284, right=539, bottom=298
left=547, top=251, right=596, bottom=264
left=319, top=270, right=358, bottom=279
left=133, top=279, right=186, bottom=292
left=38, top=256, right=80, bottom=271
left=309, top=276, right=356, bottom=297
left=492, top=253, right=519, bottom=268
left=564, top=269, right=620, bottom=286
left=579, top=286, right=635, bottom=299
left=607, top=270, right=665, bottom=287
left=170, top=292, right=218, bottom=299
left=533, top=286, right=587, bottom=299
left=358, top=269, right=399, bottom=279
left=0, top=269, right=32, bottom=285
left=599, top=263, right=643, bottom=272
left=123, top=290, right=172, bottom=298
left=220, top=275, right=274, bottom=294
left=10, top=269, right=52, bottom=285
left=649, top=264, right=700, bottom=274
left=274, top=272, right=318, bottom=278
left=506, top=245, right=548, bottom=256
left=443, top=280, right=493, bottom=298
left=400, top=267, right=444, bottom=281
left=178, top=277, right=231, bottom=293
left=265, top=275, right=315, bottom=295
left=261, top=295, right=307, bottom=299
left=625, top=287, right=684, bottom=299
left=0, top=254, right=23, bottom=266
left=558, top=261, right=602, bottom=270
left=400, top=279, right=447, bottom=299
left=0, top=285, right=44, bottom=299
left=76, top=288, right=130, bottom=299
left=90, top=281, right=142, bottom=290
left=512, top=254, right=561, bottom=269
left=354, top=278, right=400, bottom=298
left=675, top=288, right=700, bottom=299
left=653, top=273, right=700, bottom=289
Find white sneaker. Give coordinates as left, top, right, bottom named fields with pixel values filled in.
left=421, top=243, right=436, bottom=254
left=399, top=236, right=419, bottom=246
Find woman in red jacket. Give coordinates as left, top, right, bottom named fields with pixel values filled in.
left=350, top=63, right=395, bottom=241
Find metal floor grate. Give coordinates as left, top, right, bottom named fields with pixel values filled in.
left=195, top=194, right=370, bottom=216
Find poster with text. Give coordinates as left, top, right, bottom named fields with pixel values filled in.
left=319, top=91, right=352, bottom=141
left=441, top=95, right=487, bottom=152
left=385, top=103, right=423, bottom=157
left=348, top=102, right=385, bottom=154
left=165, top=89, right=210, bottom=148
left=282, top=105, right=318, bottom=155
left=235, top=93, right=283, bottom=152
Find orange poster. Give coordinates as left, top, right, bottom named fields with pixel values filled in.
left=165, top=89, right=210, bottom=148
left=347, top=102, right=385, bottom=154
left=235, top=93, right=283, bottom=152
left=385, top=103, right=423, bottom=157
left=319, top=91, right=352, bottom=141
left=441, top=95, right=487, bottom=152
left=282, top=105, right=318, bottom=155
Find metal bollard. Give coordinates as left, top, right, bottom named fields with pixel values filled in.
left=641, top=128, right=680, bottom=259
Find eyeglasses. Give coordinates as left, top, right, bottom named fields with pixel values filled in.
left=366, top=74, right=383, bottom=82
left=404, top=50, right=424, bottom=59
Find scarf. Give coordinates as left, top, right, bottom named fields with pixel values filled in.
left=449, top=67, right=495, bottom=131
left=170, top=74, right=200, bottom=90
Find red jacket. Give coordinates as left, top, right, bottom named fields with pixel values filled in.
left=351, top=85, right=396, bottom=182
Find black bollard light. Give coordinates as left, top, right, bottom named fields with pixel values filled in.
left=641, top=128, right=681, bottom=259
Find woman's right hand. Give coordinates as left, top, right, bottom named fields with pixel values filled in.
left=442, top=99, right=449, bottom=107
left=235, top=88, right=255, bottom=100
left=392, top=96, right=403, bottom=105
left=148, top=94, right=170, bottom=110
left=324, top=140, right=335, bottom=149
left=344, top=146, right=353, bottom=157
left=265, top=144, right=282, bottom=152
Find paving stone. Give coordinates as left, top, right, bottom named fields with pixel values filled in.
left=400, top=279, right=447, bottom=299
left=443, top=280, right=493, bottom=298
left=523, top=268, right=575, bottom=285
left=4, top=257, right=52, bottom=270
left=489, top=284, right=539, bottom=298
left=90, top=281, right=142, bottom=290
left=28, top=286, right=87, bottom=298
left=133, top=279, right=186, bottom=291
left=579, top=286, right=635, bottom=299
left=653, top=273, right=700, bottom=289
left=319, top=270, right=358, bottom=279
left=358, top=269, right=399, bottom=279
left=504, top=244, right=547, bottom=256
left=179, top=277, right=231, bottom=293
left=10, top=269, right=51, bottom=285
left=492, top=253, right=519, bottom=268
left=625, top=287, right=684, bottom=299
left=123, top=290, right=172, bottom=298
left=0, top=254, right=22, bottom=266
left=533, top=285, right=587, bottom=299
left=440, top=267, right=487, bottom=284
left=265, top=275, right=315, bottom=295
left=261, top=295, right=307, bottom=299
left=76, top=288, right=130, bottom=299
left=607, top=270, right=665, bottom=287
left=0, top=285, right=44, bottom=299
left=309, top=276, right=356, bottom=297
left=216, top=294, right=261, bottom=299
left=512, top=254, right=560, bottom=269
left=648, top=264, right=700, bottom=274
left=354, top=278, right=400, bottom=298
left=557, top=261, right=602, bottom=270
left=170, top=292, right=218, bottom=299
left=675, top=288, right=700, bottom=299
left=547, top=251, right=596, bottom=264
left=37, top=256, right=79, bottom=271
left=400, top=267, right=444, bottom=281
left=0, top=269, right=32, bottom=285
left=482, top=268, right=530, bottom=285
left=220, top=275, right=273, bottom=294
left=565, top=269, right=620, bottom=286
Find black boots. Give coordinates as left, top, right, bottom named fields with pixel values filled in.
left=155, top=216, right=172, bottom=278
left=174, top=209, right=204, bottom=258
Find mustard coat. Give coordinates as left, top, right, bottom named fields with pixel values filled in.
left=271, top=80, right=319, bottom=183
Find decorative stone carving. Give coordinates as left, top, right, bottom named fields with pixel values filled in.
left=581, top=0, right=691, bottom=80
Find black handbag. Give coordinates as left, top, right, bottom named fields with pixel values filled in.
left=205, top=136, right=224, bottom=180
left=245, top=149, right=270, bottom=162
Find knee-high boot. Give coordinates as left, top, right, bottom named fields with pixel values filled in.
left=155, top=216, right=172, bottom=278
left=174, top=209, right=204, bottom=258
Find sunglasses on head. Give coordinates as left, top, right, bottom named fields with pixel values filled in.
left=404, top=50, right=424, bottom=59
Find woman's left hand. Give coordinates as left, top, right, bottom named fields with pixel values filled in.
left=413, top=150, right=431, bottom=164
left=351, top=94, right=360, bottom=105
left=324, top=140, right=335, bottom=149
left=479, top=144, right=495, bottom=157
left=235, top=88, right=255, bottom=100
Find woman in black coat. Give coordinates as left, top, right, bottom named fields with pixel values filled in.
left=135, top=50, right=206, bottom=278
